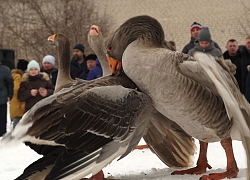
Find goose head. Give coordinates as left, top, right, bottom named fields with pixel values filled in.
left=48, top=33, right=73, bottom=92
left=105, top=15, right=173, bottom=74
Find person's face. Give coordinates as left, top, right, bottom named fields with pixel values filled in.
left=246, top=38, right=250, bottom=52
left=87, top=60, right=97, bottom=70
left=43, top=62, right=53, bottom=71
left=191, top=28, right=201, bottom=39
left=199, top=41, right=210, bottom=49
left=73, top=49, right=84, bottom=61
left=226, top=41, right=238, bottom=56
left=29, top=68, right=39, bottom=76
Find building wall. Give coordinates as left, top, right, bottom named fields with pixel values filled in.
left=97, top=0, right=250, bottom=52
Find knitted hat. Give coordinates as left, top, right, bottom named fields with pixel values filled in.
left=27, top=60, right=40, bottom=72
left=73, top=43, right=85, bottom=53
left=86, top=54, right=97, bottom=61
left=198, top=27, right=211, bottom=42
left=42, top=55, right=55, bottom=67
left=17, top=59, right=28, bottom=71
left=190, top=22, right=202, bottom=31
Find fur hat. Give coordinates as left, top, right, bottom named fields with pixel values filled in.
left=27, top=60, right=40, bottom=72
left=190, top=22, right=202, bottom=31
left=198, top=27, right=211, bottom=42
left=42, top=55, right=55, bottom=67
left=73, top=43, right=85, bottom=53
left=17, top=59, right=28, bottom=71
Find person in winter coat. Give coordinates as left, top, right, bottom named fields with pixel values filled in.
left=86, top=54, right=103, bottom=80
left=70, top=43, right=89, bottom=80
left=182, top=22, right=221, bottom=54
left=9, top=59, right=28, bottom=129
left=0, top=61, right=13, bottom=136
left=242, top=37, right=250, bottom=102
left=18, top=60, right=54, bottom=112
left=188, top=27, right=223, bottom=58
left=41, top=55, right=58, bottom=86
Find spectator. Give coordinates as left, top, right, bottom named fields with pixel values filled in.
left=182, top=22, right=221, bottom=54
left=70, top=43, right=89, bottom=80
left=245, top=66, right=250, bottom=103
left=9, top=59, right=28, bottom=129
left=41, top=55, right=58, bottom=86
left=0, top=61, right=13, bottom=136
left=242, top=37, right=250, bottom=102
left=188, top=27, right=222, bottom=58
left=86, top=54, right=103, bottom=80
left=223, top=39, right=246, bottom=94
left=18, top=60, right=54, bottom=112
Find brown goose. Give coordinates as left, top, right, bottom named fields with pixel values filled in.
left=103, top=15, right=250, bottom=180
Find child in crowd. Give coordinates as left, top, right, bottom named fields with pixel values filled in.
left=18, top=60, right=54, bottom=112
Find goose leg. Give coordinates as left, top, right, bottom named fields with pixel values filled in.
left=88, top=170, right=105, bottom=180
left=200, top=137, right=239, bottom=180
left=171, top=141, right=212, bottom=175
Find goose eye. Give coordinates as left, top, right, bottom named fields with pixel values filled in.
left=107, top=46, right=112, bottom=52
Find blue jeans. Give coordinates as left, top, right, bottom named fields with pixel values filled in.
left=0, top=103, right=7, bottom=136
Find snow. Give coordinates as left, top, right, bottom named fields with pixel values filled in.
left=0, top=105, right=248, bottom=180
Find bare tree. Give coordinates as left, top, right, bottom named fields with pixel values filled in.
left=0, top=0, right=111, bottom=65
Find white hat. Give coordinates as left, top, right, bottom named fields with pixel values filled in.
left=27, top=60, right=40, bottom=72
left=42, top=55, right=55, bottom=67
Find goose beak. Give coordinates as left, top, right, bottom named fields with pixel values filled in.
left=106, top=54, right=122, bottom=74
left=48, top=34, right=56, bottom=42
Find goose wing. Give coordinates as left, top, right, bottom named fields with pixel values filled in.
left=144, top=111, right=196, bottom=167
left=178, top=52, right=250, bottom=133
left=191, top=52, right=250, bottom=179
left=2, top=79, right=152, bottom=179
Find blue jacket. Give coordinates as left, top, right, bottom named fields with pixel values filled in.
left=0, top=64, right=13, bottom=105
left=86, top=59, right=103, bottom=81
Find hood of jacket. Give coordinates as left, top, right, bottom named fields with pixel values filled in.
left=21, top=72, right=50, bottom=82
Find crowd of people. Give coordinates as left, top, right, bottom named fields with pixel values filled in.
left=0, top=44, right=103, bottom=136
left=181, top=22, right=250, bottom=103
left=1, top=22, right=250, bottom=137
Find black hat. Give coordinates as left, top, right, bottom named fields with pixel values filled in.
left=86, top=54, right=97, bottom=61
left=198, top=27, right=211, bottom=42
left=73, top=43, right=85, bottom=53
left=17, top=59, right=29, bottom=71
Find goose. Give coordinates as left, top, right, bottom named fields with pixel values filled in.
left=1, top=32, right=196, bottom=180
left=103, top=15, right=250, bottom=180
left=0, top=33, right=154, bottom=180
left=88, top=25, right=197, bottom=168
left=1, top=31, right=197, bottom=180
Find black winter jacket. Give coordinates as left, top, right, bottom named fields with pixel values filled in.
left=0, top=64, right=13, bottom=105
left=223, top=50, right=248, bottom=94
left=70, top=58, right=89, bottom=80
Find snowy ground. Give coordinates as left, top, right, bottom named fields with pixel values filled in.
left=0, top=105, right=247, bottom=180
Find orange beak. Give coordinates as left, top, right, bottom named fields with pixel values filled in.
left=48, top=34, right=56, bottom=42
left=106, top=54, right=122, bottom=74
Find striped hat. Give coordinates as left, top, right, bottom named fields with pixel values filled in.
left=190, top=22, right=202, bottom=31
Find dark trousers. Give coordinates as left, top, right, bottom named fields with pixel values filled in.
left=0, top=103, right=7, bottom=137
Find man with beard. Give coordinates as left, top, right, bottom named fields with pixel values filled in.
left=70, top=43, right=89, bottom=80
